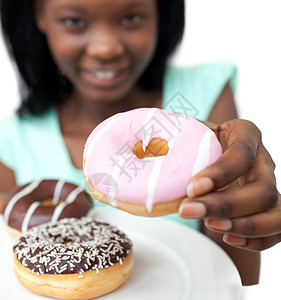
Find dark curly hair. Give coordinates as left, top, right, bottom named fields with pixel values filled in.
left=0, top=0, right=185, bottom=116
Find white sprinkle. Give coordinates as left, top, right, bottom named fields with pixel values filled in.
left=13, top=217, right=132, bottom=275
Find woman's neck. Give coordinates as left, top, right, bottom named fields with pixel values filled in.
left=57, top=86, right=162, bottom=170
left=58, top=86, right=162, bottom=135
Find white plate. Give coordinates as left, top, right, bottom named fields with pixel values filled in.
left=0, top=210, right=242, bottom=300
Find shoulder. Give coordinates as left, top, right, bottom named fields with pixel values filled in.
left=0, top=115, right=22, bottom=142
left=164, top=61, right=237, bottom=87
left=163, top=61, right=237, bottom=121
left=0, top=115, right=25, bottom=176
left=0, top=109, right=55, bottom=139
left=0, top=109, right=57, bottom=170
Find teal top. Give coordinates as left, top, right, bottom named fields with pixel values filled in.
left=0, top=62, right=237, bottom=231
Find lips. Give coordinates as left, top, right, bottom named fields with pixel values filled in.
left=80, top=67, right=130, bottom=88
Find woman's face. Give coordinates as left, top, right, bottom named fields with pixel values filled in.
left=35, top=0, right=158, bottom=104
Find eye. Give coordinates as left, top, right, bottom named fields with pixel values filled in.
left=120, top=14, right=144, bottom=27
left=61, top=17, right=87, bottom=29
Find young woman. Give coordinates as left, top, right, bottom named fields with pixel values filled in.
left=1, top=0, right=280, bottom=285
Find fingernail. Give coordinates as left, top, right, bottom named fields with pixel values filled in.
left=179, top=202, right=207, bottom=218
left=205, top=219, right=232, bottom=231
left=223, top=234, right=247, bottom=246
left=187, top=177, right=214, bottom=198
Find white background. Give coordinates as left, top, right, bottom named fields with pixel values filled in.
left=174, top=2, right=281, bottom=297
left=1, top=0, right=281, bottom=299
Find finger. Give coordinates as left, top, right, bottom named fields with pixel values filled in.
left=222, top=233, right=281, bottom=251
left=245, top=144, right=276, bottom=182
left=205, top=202, right=281, bottom=238
left=187, top=144, right=276, bottom=198
left=187, top=141, right=256, bottom=197
left=209, top=119, right=261, bottom=151
left=180, top=181, right=278, bottom=219
left=187, top=120, right=276, bottom=198
left=191, top=120, right=259, bottom=189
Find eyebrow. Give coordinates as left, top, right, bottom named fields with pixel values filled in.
left=120, top=0, right=150, bottom=10
left=54, top=0, right=149, bottom=12
left=53, top=4, right=87, bottom=13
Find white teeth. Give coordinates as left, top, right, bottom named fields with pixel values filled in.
left=91, top=70, right=118, bottom=80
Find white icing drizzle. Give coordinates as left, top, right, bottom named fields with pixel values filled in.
left=145, top=124, right=181, bottom=212
left=141, top=156, right=158, bottom=162
left=146, top=157, right=165, bottom=212
left=52, top=180, right=65, bottom=205
left=110, top=153, right=133, bottom=207
left=192, top=130, right=213, bottom=176
left=4, top=180, right=42, bottom=224
left=85, top=114, right=117, bottom=175
left=142, top=108, right=157, bottom=152
left=21, top=201, right=41, bottom=233
left=51, top=186, right=84, bottom=224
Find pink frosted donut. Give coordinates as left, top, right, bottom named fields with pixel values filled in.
left=83, top=108, right=222, bottom=217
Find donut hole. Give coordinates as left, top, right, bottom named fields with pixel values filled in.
left=133, top=138, right=169, bottom=159
left=63, top=240, right=75, bottom=245
left=41, top=198, right=64, bottom=207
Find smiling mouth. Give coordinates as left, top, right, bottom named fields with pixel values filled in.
left=90, top=70, right=120, bottom=80
left=81, top=68, right=129, bottom=87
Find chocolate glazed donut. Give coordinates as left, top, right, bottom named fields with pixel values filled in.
left=13, top=217, right=133, bottom=299
left=3, top=180, right=93, bottom=237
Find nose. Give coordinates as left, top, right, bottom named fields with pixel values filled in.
left=86, top=25, right=125, bottom=61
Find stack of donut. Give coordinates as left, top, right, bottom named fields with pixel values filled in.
left=13, top=217, right=133, bottom=299
left=3, top=180, right=93, bottom=237
left=7, top=107, right=223, bottom=299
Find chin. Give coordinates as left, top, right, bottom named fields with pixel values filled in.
left=81, top=86, right=134, bottom=105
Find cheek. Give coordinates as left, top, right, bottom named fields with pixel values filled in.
left=125, top=28, right=158, bottom=67
left=133, top=31, right=157, bottom=55
left=45, top=31, right=83, bottom=71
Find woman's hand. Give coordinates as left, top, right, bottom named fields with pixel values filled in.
left=179, top=119, right=280, bottom=251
